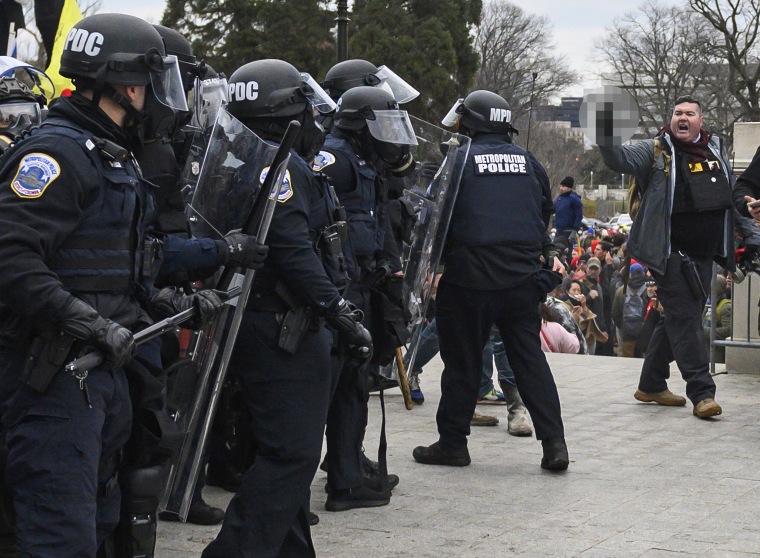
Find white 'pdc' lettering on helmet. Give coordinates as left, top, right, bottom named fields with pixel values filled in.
left=64, top=28, right=104, bottom=56
left=489, top=107, right=511, bottom=123
left=229, top=81, right=259, bottom=101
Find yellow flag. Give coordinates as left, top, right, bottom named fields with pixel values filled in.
left=45, top=0, right=83, bottom=98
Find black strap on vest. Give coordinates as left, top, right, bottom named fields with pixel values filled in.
left=34, top=120, right=138, bottom=292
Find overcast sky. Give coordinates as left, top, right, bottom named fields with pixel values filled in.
left=97, top=0, right=687, bottom=96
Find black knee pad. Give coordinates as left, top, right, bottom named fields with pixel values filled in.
left=112, top=466, right=168, bottom=558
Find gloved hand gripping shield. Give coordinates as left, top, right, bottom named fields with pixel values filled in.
left=161, top=109, right=295, bottom=521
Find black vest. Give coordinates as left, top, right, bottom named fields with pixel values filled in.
left=32, top=121, right=158, bottom=296
left=318, top=135, right=383, bottom=265
left=449, top=135, right=546, bottom=248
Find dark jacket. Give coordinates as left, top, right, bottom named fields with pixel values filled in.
left=442, top=133, right=553, bottom=290
left=248, top=151, right=345, bottom=315
left=0, top=95, right=157, bottom=339
left=599, top=134, right=734, bottom=274
left=553, top=191, right=583, bottom=231
left=734, top=145, right=760, bottom=217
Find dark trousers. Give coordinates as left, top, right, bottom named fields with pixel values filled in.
left=0, top=348, right=131, bottom=558
left=435, top=279, right=564, bottom=452
left=202, top=311, right=335, bottom=558
left=639, top=251, right=716, bottom=404
left=325, top=284, right=370, bottom=490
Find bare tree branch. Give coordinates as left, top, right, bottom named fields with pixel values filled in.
left=690, top=0, right=760, bottom=122
left=473, top=0, right=578, bottom=125
left=595, top=0, right=739, bottom=140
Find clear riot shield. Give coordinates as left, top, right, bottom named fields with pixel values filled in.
left=160, top=111, right=294, bottom=520
left=184, top=109, right=278, bottom=239
left=385, top=117, right=470, bottom=385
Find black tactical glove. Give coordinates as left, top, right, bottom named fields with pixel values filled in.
left=58, top=297, right=135, bottom=370
left=327, top=299, right=373, bottom=362
left=418, top=161, right=441, bottom=180
left=149, top=287, right=226, bottom=330
left=218, top=230, right=269, bottom=270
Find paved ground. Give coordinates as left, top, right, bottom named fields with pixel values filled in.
left=156, top=353, right=760, bottom=557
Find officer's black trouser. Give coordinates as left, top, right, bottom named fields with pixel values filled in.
left=0, top=347, right=131, bottom=558
left=435, top=278, right=565, bottom=452
left=202, top=310, right=336, bottom=558
left=639, top=251, right=716, bottom=404
left=325, top=284, right=370, bottom=491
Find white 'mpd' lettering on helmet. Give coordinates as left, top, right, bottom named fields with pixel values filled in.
left=489, top=107, right=511, bottom=123
left=64, top=28, right=104, bottom=57
left=228, top=81, right=259, bottom=102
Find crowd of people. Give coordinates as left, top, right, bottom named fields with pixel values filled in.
left=0, top=10, right=757, bottom=558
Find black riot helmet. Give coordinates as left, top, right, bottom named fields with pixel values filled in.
left=227, top=59, right=335, bottom=120
left=333, top=86, right=417, bottom=174
left=0, top=77, right=42, bottom=136
left=322, top=59, right=419, bottom=103
left=153, top=24, right=206, bottom=93
left=0, top=56, right=55, bottom=103
left=59, top=13, right=188, bottom=144
left=333, top=86, right=415, bottom=141
left=227, top=59, right=335, bottom=159
left=442, top=90, right=518, bottom=137
left=0, top=76, right=37, bottom=104
left=323, top=59, right=379, bottom=101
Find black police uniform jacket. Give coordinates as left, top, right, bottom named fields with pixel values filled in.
left=0, top=94, right=157, bottom=341
left=248, top=150, right=346, bottom=314
left=314, top=130, right=399, bottom=277
left=443, top=133, right=553, bottom=290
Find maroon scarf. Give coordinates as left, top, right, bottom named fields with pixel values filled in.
left=658, top=123, right=712, bottom=162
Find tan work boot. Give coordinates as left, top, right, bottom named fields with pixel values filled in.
left=471, top=411, right=499, bottom=426
left=503, top=385, right=533, bottom=437
left=693, top=398, right=722, bottom=418
left=634, top=389, right=687, bottom=407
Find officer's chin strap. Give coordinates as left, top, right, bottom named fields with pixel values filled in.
left=91, top=65, right=146, bottom=136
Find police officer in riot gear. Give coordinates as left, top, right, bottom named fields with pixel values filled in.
left=0, top=55, right=57, bottom=558
left=0, top=13, right=226, bottom=557
left=313, top=85, right=418, bottom=511
left=201, top=59, right=372, bottom=558
left=412, top=90, right=569, bottom=471
left=321, top=59, right=419, bottom=133
left=0, top=57, right=54, bottom=153
left=143, top=25, right=268, bottom=285
left=99, top=26, right=230, bottom=549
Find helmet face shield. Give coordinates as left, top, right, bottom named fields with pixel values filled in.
left=149, top=55, right=189, bottom=112
left=0, top=101, right=41, bottom=131
left=0, top=56, right=55, bottom=101
left=300, top=73, right=336, bottom=114
left=191, top=76, right=229, bottom=128
left=374, top=65, right=419, bottom=104
left=366, top=109, right=418, bottom=145
left=441, top=98, right=464, bottom=127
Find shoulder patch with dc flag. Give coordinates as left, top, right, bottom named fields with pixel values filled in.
left=10, top=153, right=61, bottom=198
left=260, top=166, right=293, bottom=203
left=312, top=151, right=336, bottom=172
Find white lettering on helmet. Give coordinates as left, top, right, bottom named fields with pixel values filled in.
left=64, top=28, right=104, bottom=56
left=229, top=81, right=259, bottom=102
left=489, top=107, right=511, bottom=123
